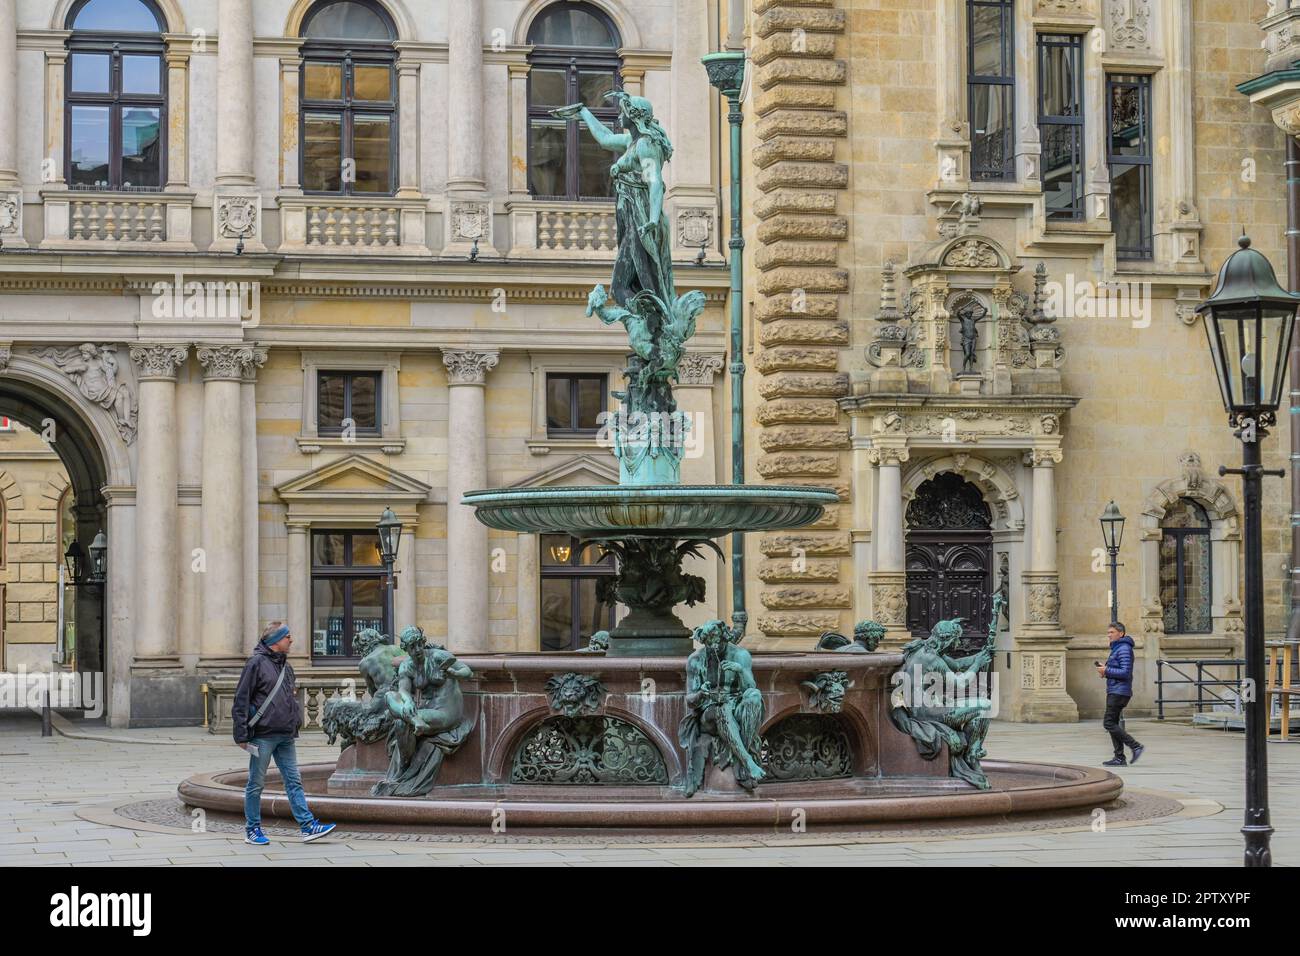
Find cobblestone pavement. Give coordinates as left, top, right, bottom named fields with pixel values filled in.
left=0, top=713, right=1293, bottom=866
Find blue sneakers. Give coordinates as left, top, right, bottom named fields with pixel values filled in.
left=301, top=820, right=336, bottom=843
left=244, top=825, right=269, bottom=846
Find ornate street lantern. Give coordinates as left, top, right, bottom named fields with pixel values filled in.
left=376, top=507, right=402, bottom=568
left=1196, top=235, right=1300, bottom=425
left=1196, top=234, right=1299, bottom=869
left=64, top=539, right=85, bottom=584
left=1099, top=501, right=1125, bottom=621
left=87, top=529, right=107, bottom=584
left=1099, top=501, right=1125, bottom=553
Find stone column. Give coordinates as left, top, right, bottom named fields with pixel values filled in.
left=516, top=531, right=538, bottom=651
left=285, top=522, right=310, bottom=664
left=197, top=345, right=261, bottom=666
left=0, top=0, right=17, bottom=186
left=241, top=354, right=267, bottom=642
left=675, top=353, right=724, bottom=627
left=868, top=441, right=909, bottom=646
left=278, top=47, right=303, bottom=193
left=395, top=527, right=417, bottom=634
left=441, top=349, right=498, bottom=653
left=396, top=57, right=421, bottom=198
left=445, top=0, right=491, bottom=253
left=1014, top=446, right=1078, bottom=722
left=164, top=40, right=190, bottom=189
left=213, top=0, right=263, bottom=251
left=128, top=345, right=189, bottom=667
left=447, top=0, right=484, bottom=193
left=103, top=487, right=136, bottom=727
left=668, top=0, right=719, bottom=262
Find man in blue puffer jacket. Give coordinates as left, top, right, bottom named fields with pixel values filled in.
left=1097, top=621, right=1144, bottom=767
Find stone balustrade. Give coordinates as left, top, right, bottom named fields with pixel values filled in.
left=506, top=199, right=618, bottom=259
left=205, top=669, right=367, bottom=735
left=38, top=189, right=196, bottom=251
left=276, top=195, right=430, bottom=256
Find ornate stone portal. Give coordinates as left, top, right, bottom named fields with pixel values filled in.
left=844, top=203, right=1080, bottom=721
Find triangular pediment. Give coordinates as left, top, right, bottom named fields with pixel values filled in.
left=276, top=454, right=432, bottom=501
left=511, top=454, right=618, bottom=489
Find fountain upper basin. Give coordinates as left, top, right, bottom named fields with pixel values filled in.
left=463, top=483, right=839, bottom=539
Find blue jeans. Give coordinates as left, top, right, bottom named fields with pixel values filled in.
left=244, top=735, right=315, bottom=829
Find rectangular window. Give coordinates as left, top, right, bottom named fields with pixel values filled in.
left=539, top=534, right=617, bottom=651
left=1107, top=73, right=1154, bottom=261
left=65, top=45, right=165, bottom=191
left=1038, top=33, right=1085, bottom=221
left=545, top=373, right=606, bottom=436
left=310, top=530, right=388, bottom=659
left=317, top=371, right=381, bottom=435
left=968, top=0, right=1015, bottom=182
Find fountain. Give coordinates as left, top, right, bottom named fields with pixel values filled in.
left=179, top=84, right=1121, bottom=832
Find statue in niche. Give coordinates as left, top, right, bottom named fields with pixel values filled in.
left=678, top=619, right=766, bottom=796
left=996, top=555, right=1011, bottom=631
left=371, top=626, right=477, bottom=797
left=888, top=594, right=1001, bottom=789
left=954, top=300, right=986, bottom=374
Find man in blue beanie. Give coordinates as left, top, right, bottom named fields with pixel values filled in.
left=1098, top=621, right=1144, bottom=767
left=232, top=621, right=336, bottom=845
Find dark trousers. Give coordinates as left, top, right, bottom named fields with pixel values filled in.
left=1103, top=693, right=1140, bottom=757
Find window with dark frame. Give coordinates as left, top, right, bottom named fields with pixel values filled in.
left=1159, top=499, right=1212, bottom=635
left=545, top=373, right=607, bottom=436
left=310, top=530, right=388, bottom=659
left=299, top=0, right=398, bottom=195
left=539, top=534, right=617, bottom=651
left=968, top=0, right=1015, bottom=182
left=526, top=2, right=623, bottom=200
left=1038, top=33, right=1085, bottom=222
left=317, top=371, right=381, bottom=435
left=65, top=0, right=166, bottom=191
left=1107, top=73, right=1154, bottom=261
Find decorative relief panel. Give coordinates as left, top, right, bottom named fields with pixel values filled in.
left=509, top=715, right=670, bottom=785
left=760, top=714, right=854, bottom=781
left=33, top=344, right=138, bottom=443
left=1107, top=0, right=1151, bottom=51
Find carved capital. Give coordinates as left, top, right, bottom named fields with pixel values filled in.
left=0, top=342, right=10, bottom=371
left=1022, top=447, right=1063, bottom=467
left=197, top=345, right=266, bottom=382
left=867, top=444, right=910, bottom=466
left=441, top=348, right=499, bottom=386
left=129, top=344, right=189, bottom=381
left=677, top=352, right=724, bottom=386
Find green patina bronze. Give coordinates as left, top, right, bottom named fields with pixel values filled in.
left=463, top=85, right=833, bottom=656
left=888, top=594, right=1002, bottom=790
left=545, top=672, right=607, bottom=718
left=554, top=92, right=694, bottom=484
left=817, top=620, right=886, bottom=654
left=679, top=619, right=766, bottom=796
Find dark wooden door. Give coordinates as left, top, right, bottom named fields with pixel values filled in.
left=905, top=472, right=994, bottom=655
left=905, top=533, right=994, bottom=654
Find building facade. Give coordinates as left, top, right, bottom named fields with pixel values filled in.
left=0, top=0, right=1290, bottom=727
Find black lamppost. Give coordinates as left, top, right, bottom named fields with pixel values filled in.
left=64, top=539, right=85, bottom=585
left=1099, top=501, right=1125, bottom=621
left=1197, top=234, right=1300, bottom=868
left=376, top=507, right=402, bottom=638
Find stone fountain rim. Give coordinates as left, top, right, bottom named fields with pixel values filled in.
left=178, top=759, right=1123, bottom=829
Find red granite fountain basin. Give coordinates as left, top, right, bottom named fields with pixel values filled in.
left=180, top=652, right=1122, bottom=829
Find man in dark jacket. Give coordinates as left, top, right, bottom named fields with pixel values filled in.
left=232, top=622, right=336, bottom=845
left=1097, top=621, right=1144, bottom=767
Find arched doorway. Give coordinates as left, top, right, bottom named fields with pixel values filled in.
left=0, top=370, right=117, bottom=715
left=905, top=472, right=994, bottom=655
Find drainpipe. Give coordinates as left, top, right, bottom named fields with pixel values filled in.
left=1287, top=135, right=1300, bottom=644
left=702, top=50, right=748, bottom=627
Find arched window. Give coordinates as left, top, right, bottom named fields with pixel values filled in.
left=1160, top=498, right=1212, bottom=634
left=299, top=0, right=398, bottom=195
left=65, top=0, right=167, bottom=191
left=526, top=2, right=622, bottom=200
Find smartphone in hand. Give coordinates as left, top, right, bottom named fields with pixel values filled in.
left=240, top=742, right=259, bottom=756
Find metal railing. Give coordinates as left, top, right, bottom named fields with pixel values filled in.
left=1155, top=657, right=1247, bottom=720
